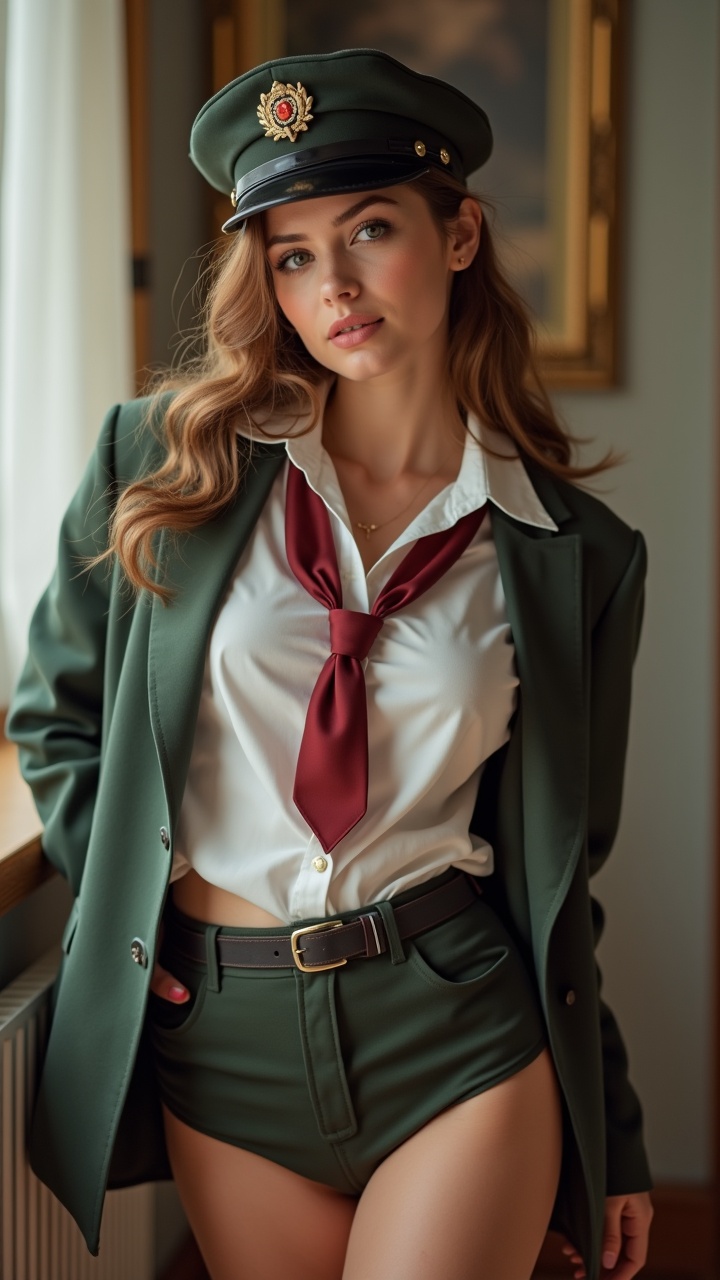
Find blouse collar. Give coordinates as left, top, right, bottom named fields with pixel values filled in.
left=237, top=385, right=558, bottom=535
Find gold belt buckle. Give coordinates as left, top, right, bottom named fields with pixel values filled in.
left=290, top=920, right=347, bottom=972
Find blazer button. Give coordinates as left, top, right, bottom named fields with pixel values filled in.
left=159, top=826, right=170, bottom=850
left=564, top=988, right=577, bottom=1006
left=130, top=938, right=148, bottom=968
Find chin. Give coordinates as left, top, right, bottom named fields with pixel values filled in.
left=325, top=348, right=408, bottom=383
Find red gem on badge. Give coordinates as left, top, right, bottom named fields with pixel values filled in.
left=257, top=80, right=314, bottom=143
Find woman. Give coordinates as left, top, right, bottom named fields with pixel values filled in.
left=7, top=48, right=652, bottom=1280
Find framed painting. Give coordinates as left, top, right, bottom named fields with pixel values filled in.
left=215, top=0, right=626, bottom=388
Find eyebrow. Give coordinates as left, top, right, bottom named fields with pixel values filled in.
left=265, top=195, right=399, bottom=248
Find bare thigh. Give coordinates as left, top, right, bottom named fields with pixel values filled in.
left=343, top=1047, right=563, bottom=1280
left=161, top=1104, right=357, bottom=1280
left=162, top=1048, right=561, bottom=1280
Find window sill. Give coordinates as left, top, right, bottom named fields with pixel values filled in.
left=0, top=725, right=54, bottom=918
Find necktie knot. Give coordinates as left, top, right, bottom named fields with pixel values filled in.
left=329, top=608, right=383, bottom=661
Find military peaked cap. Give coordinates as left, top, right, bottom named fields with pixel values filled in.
left=189, top=48, right=493, bottom=231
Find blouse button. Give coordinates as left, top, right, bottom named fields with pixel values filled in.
left=159, top=826, right=170, bottom=850
left=564, top=988, right=577, bottom=1007
left=312, top=856, right=328, bottom=873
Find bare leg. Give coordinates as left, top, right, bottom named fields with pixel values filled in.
left=342, top=1048, right=563, bottom=1280
left=161, top=1104, right=357, bottom=1280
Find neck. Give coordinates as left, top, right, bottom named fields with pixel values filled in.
left=321, top=354, right=466, bottom=484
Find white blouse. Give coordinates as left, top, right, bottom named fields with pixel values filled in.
left=171, top=403, right=556, bottom=923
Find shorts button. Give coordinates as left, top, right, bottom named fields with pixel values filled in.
left=159, top=826, right=170, bottom=850
left=312, top=856, right=328, bottom=873
left=130, top=938, right=148, bottom=967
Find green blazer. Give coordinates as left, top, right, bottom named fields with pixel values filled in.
left=6, top=397, right=651, bottom=1278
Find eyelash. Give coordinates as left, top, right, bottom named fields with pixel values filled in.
left=274, top=218, right=392, bottom=273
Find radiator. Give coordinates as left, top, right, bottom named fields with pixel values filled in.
left=1, top=949, right=155, bottom=1280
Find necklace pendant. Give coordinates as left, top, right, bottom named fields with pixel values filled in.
left=357, top=522, right=378, bottom=540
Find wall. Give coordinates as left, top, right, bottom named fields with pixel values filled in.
left=555, top=0, right=719, bottom=1182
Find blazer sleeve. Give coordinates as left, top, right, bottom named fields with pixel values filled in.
left=5, top=403, right=123, bottom=898
left=587, top=528, right=652, bottom=1194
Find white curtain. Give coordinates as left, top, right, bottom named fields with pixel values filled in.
left=0, top=0, right=133, bottom=704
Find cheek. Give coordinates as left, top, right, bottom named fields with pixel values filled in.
left=379, top=249, right=448, bottom=329
left=273, top=281, right=308, bottom=333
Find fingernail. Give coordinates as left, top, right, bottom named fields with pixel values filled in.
left=168, top=985, right=187, bottom=1001
left=603, top=1251, right=617, bottom=1269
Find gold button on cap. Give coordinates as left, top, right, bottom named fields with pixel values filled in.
left=312, top=856, right=328, bottom=873
left=440, top=147, right=450, bottom=164
left=414, top=140, right=426, bottom=157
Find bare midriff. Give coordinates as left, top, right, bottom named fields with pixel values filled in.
left=170, top=867, right=286, bottom=928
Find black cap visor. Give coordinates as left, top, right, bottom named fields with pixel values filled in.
left=223, top=154, right=434, bottom=231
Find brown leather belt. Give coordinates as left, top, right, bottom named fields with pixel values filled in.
left=165, top=871, right=482, bottom=973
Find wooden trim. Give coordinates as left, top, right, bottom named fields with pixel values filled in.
left=125, top=0, right=152, bottom=391
left=0, top=727, right=51, bottom=918
left=0, top=837, right=54, bottom=919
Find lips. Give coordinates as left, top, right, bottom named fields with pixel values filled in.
left=327, top=313, right=383, bottom=340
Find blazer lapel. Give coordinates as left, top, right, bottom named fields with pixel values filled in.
left=491, top=488, right=587, bottom=968
left=147, top=444, right=287, bottom=826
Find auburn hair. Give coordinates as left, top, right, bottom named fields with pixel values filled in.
left=95, top=168, right=612, bottom=602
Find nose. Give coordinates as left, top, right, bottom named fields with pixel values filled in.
left=320, top=258, right=360, bottom=306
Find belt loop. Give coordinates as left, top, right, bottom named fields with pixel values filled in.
left=374, top=899, right=407, bottom=965
left=204, top=924, right=221, bottom=992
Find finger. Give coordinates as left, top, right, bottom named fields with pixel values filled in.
left=559, top=1239, right=585, bottom=1270
left=607, top=1227, right=650, bottom=1280
left=608, top=1258, right=643, bottom=1280
left=601, top=1198, right=625, bottom=1273
left=149, top=962, right=189, bottom=1002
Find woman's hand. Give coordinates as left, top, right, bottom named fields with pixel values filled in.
left=150, top=961, right=189, bottom=1003
left=560, top=1192, right=653, bottom=1279
left=149, top=920, right=189, bottom=1003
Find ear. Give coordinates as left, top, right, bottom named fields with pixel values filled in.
left=448, top=197, right=482, bottom=272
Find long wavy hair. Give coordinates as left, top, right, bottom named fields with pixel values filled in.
left=96, top=168, right=611, bottom=602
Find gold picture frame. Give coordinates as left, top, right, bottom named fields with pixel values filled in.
left=217, top=0, right=625, bottom=389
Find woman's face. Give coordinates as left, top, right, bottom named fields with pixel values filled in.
left=263, top=183, right=471, bottom=383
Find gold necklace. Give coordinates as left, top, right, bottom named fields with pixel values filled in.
left=355, top=453, right=453, bottom=540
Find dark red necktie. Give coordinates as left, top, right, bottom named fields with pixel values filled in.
left=285, top=462, right=487, bottom=852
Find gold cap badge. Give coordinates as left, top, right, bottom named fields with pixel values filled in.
left=257, top=81, right=314, bottom=143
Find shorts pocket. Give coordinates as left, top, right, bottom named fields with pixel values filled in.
left=408, top=939, right=509, bottom=993
left=148, top=952, right=208, bottom=1037
left=406, top=902, right=511, bottom=993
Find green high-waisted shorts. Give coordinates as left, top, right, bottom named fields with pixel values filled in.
left=150, top=869, right=547, bottom=1195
